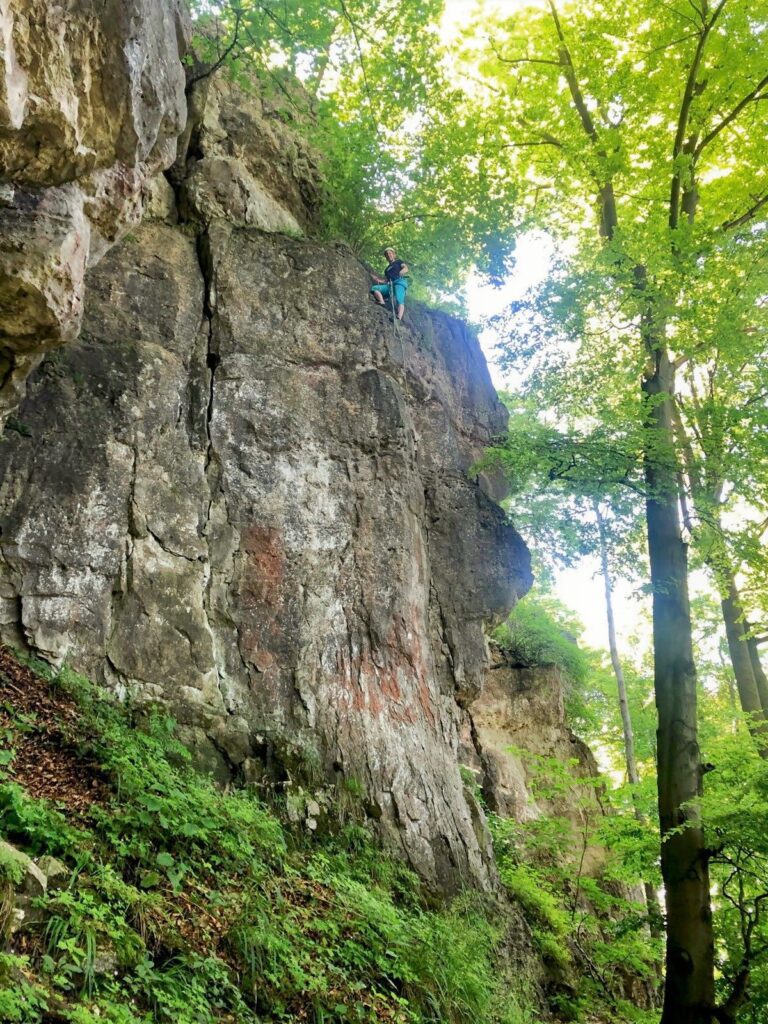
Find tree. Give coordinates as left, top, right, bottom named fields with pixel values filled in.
left=449, top=2, right=768, bottom=1018
left=175, top=3, right=768, bottom=1014
left=671, top=317, right=768, bottom=740
left=185, top=0, right=447, bottom=263
left=595, top=500, right=663, bottom=937
left=481, top=403, right=664, bottom=934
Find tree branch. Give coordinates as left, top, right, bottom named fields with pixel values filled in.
left=652, top=0, right=701, bottom=30
left=669, top=0, right=728, bottom=228
left=502, top=138, right=564, bottom=149
left=186, top=8, right=245, bottom=89
left=721, top=191, right=768, bottom=231
left=489, top=38, right=562, bottom=67
left=547, top=0, right=619, bottom=237
left=547, top=1, right=598, bottom=142
left=695, top=73, right=768, bottom=157
left=641, top=31, right=699, bottom=57
left=337, top=0, right=384, bottom=145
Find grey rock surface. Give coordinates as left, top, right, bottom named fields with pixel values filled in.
left=0, top=223, right=531, bottom=892
left=36, top=855, right=69, bottom=892
left=168, top=70, right=323, bottom=234
left=0, top=0, right=189, bottom=421
left=0, top=840, right=46, bottom=896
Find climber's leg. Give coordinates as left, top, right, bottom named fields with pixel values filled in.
left=370, top=283, right=388, bottom=305
left=393, top=281, right=407, bottom=320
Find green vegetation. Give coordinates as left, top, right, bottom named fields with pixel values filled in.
left=492, top=596, right=625, bottom=741
left=488, top=776, right=661, bottom=1024
left=493, top=597, right=588, bottom=687
left=0, top=657, right=530, bottom=1024
left=8, top=0, right=768, bottom=1017
left=493, top=598, right=585, bottom=682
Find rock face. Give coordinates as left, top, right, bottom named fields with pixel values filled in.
left=0, top=0, right=189, bottom=420
left=0, top=208, right=531, bottom=889
left=462, top=649, right=607, bottom=876
left=464, top=653, right=659, bottom=1011
left=169, top=72, right=323, bottom=235
left=0, top=5, right=531, bottom=893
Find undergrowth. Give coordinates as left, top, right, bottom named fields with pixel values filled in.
left=0, top=655, right=534, bottom=1024
left=487, top=780, right=661, bottom=1024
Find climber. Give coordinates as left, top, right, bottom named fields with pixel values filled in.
left=370, top=247, right=409, bottom=321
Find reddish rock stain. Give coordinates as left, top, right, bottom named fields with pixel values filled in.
left=238, top=524, right=285, bottom=667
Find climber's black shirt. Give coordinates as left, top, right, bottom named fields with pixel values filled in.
left=384, top=259, right=406, bottom=282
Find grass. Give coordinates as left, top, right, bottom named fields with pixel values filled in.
left=0, top=651, right=534, bottom=1024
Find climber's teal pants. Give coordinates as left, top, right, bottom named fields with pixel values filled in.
left=371, top=280, right=408, bottom=306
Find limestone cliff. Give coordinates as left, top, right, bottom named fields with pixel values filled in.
left=0, top=12, right=661, bottom=1017
left=463, top=648, right=608, bottom=876
left=0, top=61, right=532, bottom=885
left=0, top=11, right=540, bottom=890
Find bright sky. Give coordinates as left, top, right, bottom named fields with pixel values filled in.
left=465, top=231, right=555, bottom=390
left=441, top=0, right=546, bottom=39
left=463, top=232, right=651, bottom=655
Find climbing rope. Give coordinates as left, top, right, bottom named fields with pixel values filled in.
left=388, top=280, right=400, bottom=342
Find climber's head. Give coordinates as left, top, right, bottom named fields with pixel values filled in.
left=384, top=247, right=396, bottom=261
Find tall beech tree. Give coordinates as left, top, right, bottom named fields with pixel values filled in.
left=480, top=408, right=666, bottom=938
left=434, top=2, right=768, bottom=1019
left=670, top=303, right=768, bottom=738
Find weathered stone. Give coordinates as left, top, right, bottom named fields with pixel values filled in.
left=37, top=855, right=69, bottom=892
left=461, top=651, right=608, bottom=876
left=0, top=225, right=531, bottom=892
left=171, top=72, right=322, bottom=233
left=10, top=894, right=46, bottom=933
left=185, top=156, right=304, bottom=234
left=0, top=0, right=189, bottom=421
left=0, top=1, right=189, bottom=184
left=143, top=176, right=178, bottom=225
left=0, top=840, right=46, bottom=896
left=93, top=946, right=119, bottom=977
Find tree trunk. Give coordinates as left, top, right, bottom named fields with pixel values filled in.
left=594, top=502, right=664, bottom=937
left=543, top=6, right=716, bottom=1011
left=642, top=348, right=715, bottom=1024
left=595, top=503, right=640, bottom=783
left=672, top=399, right=768, bottom=742
left=747, top=634, right=768, bottom=717
left=720, top=576, right=768, bottom=757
